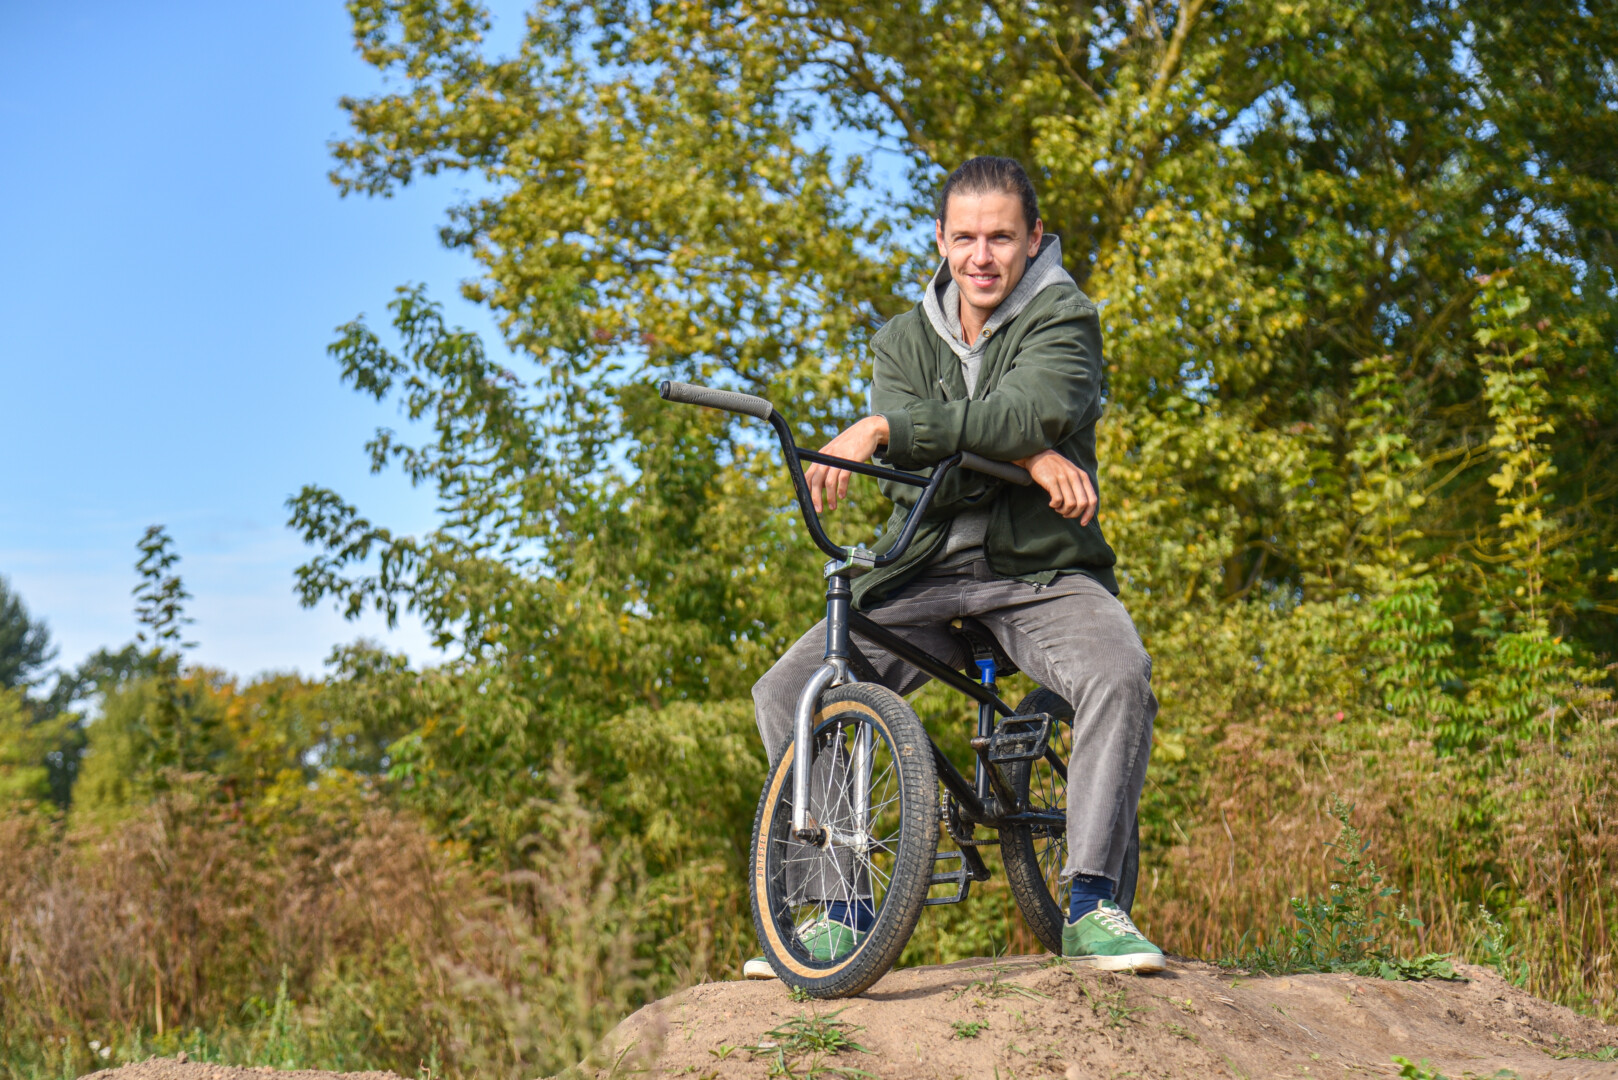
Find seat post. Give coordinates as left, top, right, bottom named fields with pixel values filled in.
left=974, top=657, right=997, bottom=802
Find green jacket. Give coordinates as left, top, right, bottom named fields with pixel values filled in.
left=852, top=245, right=1118, bottom=609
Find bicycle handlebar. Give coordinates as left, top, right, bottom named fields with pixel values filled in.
left=659, top=380, right=1033, bottom=569
left=659, top=380, right=775, bottom=420
left=958, top=451, right=1033, bottom=487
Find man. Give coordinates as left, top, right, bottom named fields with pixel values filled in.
left=746, top=156, right=1163, bottom=976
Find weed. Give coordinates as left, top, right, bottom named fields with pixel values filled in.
left=708, top=1044, right=736, bottom=1060
left=950, top=1020, right=988, bottom=1040
left=1078, top=984, right=1139, bottom=1028
left=1392, top=1058, right=1518, bottom=1080
left=1469, top=905, right=1530, bottom=987
left=945, top=956, right=1049, bottom=1004
left=1163, top=1021, right=1197, bottom=1042
left=1392, top=1059, right=1447, bottom=1080
left=750, top=1011, right=874, bottom=1079
left=788, top=985, right=811, bottom=1004
left=1222, top=798, right=1460, bottom=981
left=1550, top=1039, right=1618, bottom=1062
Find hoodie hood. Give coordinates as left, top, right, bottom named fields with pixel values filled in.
left=922, top=234, right=1074, bottom=394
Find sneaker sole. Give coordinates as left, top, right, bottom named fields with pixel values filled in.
left=742, top=959, right=778, bottom=980
left=1066, top=952, right=1167, bottom=973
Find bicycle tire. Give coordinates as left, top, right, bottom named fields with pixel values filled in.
left=749, top=683, right=938, bottom=998
left=999, top=687, right=1141, bottom=955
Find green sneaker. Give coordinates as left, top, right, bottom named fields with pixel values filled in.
left=741, top=918, right=863, bottom=979
left=799, top=917, right=862, bottom=961
left=1062, top=900, right=1166, bottom=973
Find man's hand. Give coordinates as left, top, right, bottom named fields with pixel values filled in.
left=805, top=415, right=890, bottom=512
left=1015, top=449, right=1098, bottom=525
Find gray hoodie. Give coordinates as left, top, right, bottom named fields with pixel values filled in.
left=920, top=235, right=1077, bottom=565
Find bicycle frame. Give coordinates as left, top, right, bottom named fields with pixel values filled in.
left=657, top=381, right=1066, bottom=848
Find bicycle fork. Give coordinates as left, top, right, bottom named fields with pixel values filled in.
left=792, top=570, right=860, bottom=842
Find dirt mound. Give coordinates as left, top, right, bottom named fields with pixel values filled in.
left=600, top=957, right=1618, bottom=1079
left=83, top=1065, right=400, bottom=1080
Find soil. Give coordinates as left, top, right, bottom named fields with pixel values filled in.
left=81, top=1066, right=401, bottom=1080
left=80, top=958, right=1618, bottom=1080
left=598, top=957, right=1618, bottom=1080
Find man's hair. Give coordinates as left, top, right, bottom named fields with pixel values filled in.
left=936, top=156, right=1041, bottom=231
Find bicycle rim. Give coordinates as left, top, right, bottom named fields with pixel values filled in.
left=751, top=685, right=936, bottom=996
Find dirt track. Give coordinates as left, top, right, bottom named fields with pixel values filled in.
left=599, top=957, right=1618, bottom=1079
left=80, top=958, right=1618, bottom=1080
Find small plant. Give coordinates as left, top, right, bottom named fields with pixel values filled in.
left=789, top=984, right=811, bottom=1003
left=750, top=1011, right=874, bottom=1079
left=1223, top=798, right=1459, bottom=981
left=1551, top=1039, right=1618, bottom=1062
left=1391, top=1057, right=1448, bottom=1080
left=946, top=954, right=1048, bottom=1003
left=951, top=1019, right=988, bottom=1040
left=1099, top=990, right=1139, bottom=1028
left=1076, top=983, right=1139, bottom=1028
left=1393, top=1055, right=1518, bottom=1079
left=256, top=966, right=307, bottom=1069
left=1469, top=904, right=1530, bottom=986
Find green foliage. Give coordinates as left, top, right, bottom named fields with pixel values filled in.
left=1390, top=1058, right=1448, bottom=1080
left=73, top=528, right=225, bottom=815
left=749, top=1011, right=872, bottom=1079
left=12, top=2, right=1618, bottom=1075
left=0, top=575, right=55, bottom=691
left=284, top=0, right=1618, bottom=1034
left=1468, top=904, right=1529, bottom=988
left=0, top=690, right=74, bottom=805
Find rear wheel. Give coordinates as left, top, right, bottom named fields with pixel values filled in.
left=749, top=683, right=938, bottom=998
left=999, top=687, right=1140, bottom=955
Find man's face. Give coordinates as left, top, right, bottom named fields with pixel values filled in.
left=935, top=190, right=1044, bottom=317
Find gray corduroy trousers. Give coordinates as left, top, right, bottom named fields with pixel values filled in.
left=751, top=558, right=1157, bottom=886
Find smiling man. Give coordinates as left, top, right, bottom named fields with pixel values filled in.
left=746, top=156, right=1164, bottom=976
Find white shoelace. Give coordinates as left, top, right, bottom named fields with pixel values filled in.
left=1092, top=905, right=1144, bottom=938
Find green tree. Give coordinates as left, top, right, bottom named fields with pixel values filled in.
left=0, top=574, right=55, bottom=691
left=288, top=0, right=1618, bottom=986
left=76, top=528, right=221, bottom=815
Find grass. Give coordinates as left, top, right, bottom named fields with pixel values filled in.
left=944, top=951, right=1049, bottom=1004
left=1077, top=984, right=1140, bottom=1029
left=750, top=1011, right=874, bottom=1079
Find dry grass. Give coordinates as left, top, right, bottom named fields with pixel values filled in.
left=1134, top=705, right=1618, bottom=1019
left=0, top=770, right=646, bottom=1080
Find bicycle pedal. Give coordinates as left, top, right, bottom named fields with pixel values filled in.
left=924, top=850, right=972, bottom=906
left=985, top=713, right=1053, bottom=765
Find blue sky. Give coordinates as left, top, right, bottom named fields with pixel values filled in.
left=0, top=1, right=528, bottom=680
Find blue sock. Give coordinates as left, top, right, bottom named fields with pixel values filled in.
left=1068, top=874, right=1114, bottom=923
left=827, top=899, right=876, bottom=933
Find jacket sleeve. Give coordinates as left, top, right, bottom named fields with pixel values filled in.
left=869, top=328, right=992, bottom=516
left=880, top=300, right=1103, bottom=470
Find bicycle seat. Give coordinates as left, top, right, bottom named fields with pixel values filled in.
left=947, top=617, right=1019, bottom=679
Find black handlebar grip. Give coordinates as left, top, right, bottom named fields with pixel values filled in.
left=959, top=451, right=1033, bottom=486
left=658, top=380, right=775, bottom=420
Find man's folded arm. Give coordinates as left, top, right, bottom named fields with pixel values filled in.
left=879, top=302, right=1104, bottom=470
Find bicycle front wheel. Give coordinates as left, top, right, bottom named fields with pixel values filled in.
left=999, top=687, right=1140, bottom=955
left=749, top=683, right=938, bottom=998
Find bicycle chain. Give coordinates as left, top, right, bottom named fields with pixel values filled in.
left=943, top=796, right=999, bottom=847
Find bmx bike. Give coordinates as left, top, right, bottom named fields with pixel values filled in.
left=660, top=380, right=1139, bottom=999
